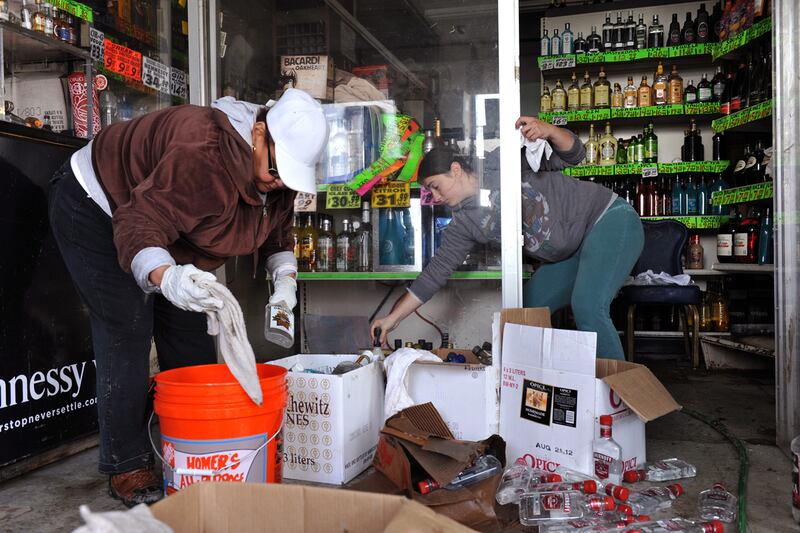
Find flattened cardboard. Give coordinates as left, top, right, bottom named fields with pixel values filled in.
left=598, top=361, right=681, bottom=422
left=151, top=481, right=475, bottom=533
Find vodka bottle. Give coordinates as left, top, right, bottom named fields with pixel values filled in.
left=556, top=466, right=603, bottom=489
left=593, top=415, right=623, bottom=485
left=697, top=483, right=737, bottom=522
left=627, top=484, right=684, bottom=515
left=605, top=483, right=630, bottom=502
left=533, top=480, right=599, bottom=495
left=624, top=458, right=697, bottom=482
left=495, top=458, right=532, bottom=505
left=519, top=491, right=615, bottom=526
left=355, top=202, right=372, bottom=271
left=541, top=514, right=651, bottom=533
left=621, top=518, right=724, bottom=533
left=419, top=455, right=502, bottom=494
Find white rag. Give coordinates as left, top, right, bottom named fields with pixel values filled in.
left=197, top=279, right=263, bottom=406
left=521, top=136, right=553, bottom=173
left=383, top=348, right=440, bottom=420
left=72, top=504, right=172, bottom=533
left=624, top=269, right=692, bottom=286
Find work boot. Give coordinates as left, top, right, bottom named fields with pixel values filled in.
left=108, top=467, right=162, bottom=507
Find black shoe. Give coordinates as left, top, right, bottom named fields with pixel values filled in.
left=108, top=468, right=163, bottom=507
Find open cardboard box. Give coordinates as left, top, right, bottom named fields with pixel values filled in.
left=151, top=482, right=476, bottom=532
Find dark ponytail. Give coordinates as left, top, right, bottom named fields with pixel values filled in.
left=418, top=147, right=473, bottom=180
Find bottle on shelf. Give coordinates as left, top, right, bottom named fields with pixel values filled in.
left=290, top=213, right=302, bottom=264
left=567, top=72, right=580, bottom=110
left=625, top=10, right=636, bottom=49
left=697, top=176, right=710, bottom=215
left=613, top=11, right=624, bottom=50
left=587, top=25, right=602, bottom=54
left=593, top=67, right=611, bottom=109
left=601, top=12, right=613, bottom=51
left=636, top=176, right=649, bottom=216
left=541, top=28, right=551, bottom=57
left=66, top=13, right=77, bottom=45
left=732, top=145, right=751, bottom=187
left=616, top=139, right=627, bottom=164
left=574, top=31, right=587, bottom=54
left=685, top=79, right=698, bottom=104
left=540, top=85, right=552, bottom=113
left=644, top=122, right=658, bottom=163
left=709, top=173, right=729, bottom=216
left=299, top=213, right=318, bottom=272
left=758, top=207, right=773, bottom=265
left=626, top=135, right=636, bottom=163
left=43, top=2, right=53, bottom=37
left=593, top=415, right=623, bottom=484
left=717, top=211, right=742, bottom=263
left=552, top=79, right=567, bottom=112
left=668, top=65, right=684, bottom=105
left=611, top=83, right=623, bottom=109
left=336, top=218, right=355, bottom=272
left=668, top=13, right=681, bottom=46
left=580, top=71, right=593, bottom=109
left=638, top=75, right=652, bottom=107
left=730, top=61, right=748, bottom=113
left=635, top=133, right=645, bottom=163
left=648, top=15, right=664, bottom=48
left=734, top=208, right=760, bottom=264
left=19, top=0, right=32, bottom=30
left=562, top=23, right=574, bottom=54
left=599, top=122, right=617, bottom=167
left=31, top=0, right=45, bottom=32
left=681, top=11, right=696, bottom=44
left=711, top=66, right=726, bottom=102
left=672, top=176, right=686, bottom=216
left=316, top=216, right=337, bottom=273
left=697, top=483, right=737, bottom=523
left=623, top=76, right=637, bottom=108
left=746, top=140, right=765, bottom=183
left=551, top=28, right=562, bottom=55
left=696, top=3, right=711, bottom=43
left=53, top=6, right=67, bottom=42
left=697, top=74, right=712, bottom=103
left=688, top=235, right=705, bottom=269
left=635, top=13, right=647, bottom=49
left=719, top=71, right=734, bottom=114
left=584, top=124, right=600, bottom=166
left=356, top=202, right=373, bottom=272
left=700, top=291, right=713, bottom=331
left=653, top=62, right=668, bottom=106
left=685, top=174, right=699, bottom=215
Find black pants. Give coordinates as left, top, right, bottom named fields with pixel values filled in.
left=48, top=162, right=216, bottom=474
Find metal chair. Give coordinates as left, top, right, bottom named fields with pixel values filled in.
left=621, top=220, right=702, bottom=368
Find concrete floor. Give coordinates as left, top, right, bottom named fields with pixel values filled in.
left=0, top=361, right=795, bottom=532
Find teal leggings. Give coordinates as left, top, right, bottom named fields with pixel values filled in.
left=523, top=198, right=644, bottom=360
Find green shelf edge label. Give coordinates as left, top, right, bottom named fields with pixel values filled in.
left=540, top=104, right=717, bottom=123
left=52, top=0, right=93, bottom=23
left=712, top=99, right=773, bottom=132
left=711, top=181, right=774, bottom=206
left=567, top=161, right=729, bottom=177
left=712, top=18, right=772, bottom=60
left=641, top=216, right=725, bottom=229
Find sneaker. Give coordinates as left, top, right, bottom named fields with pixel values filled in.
left=108, top=467, right=162, bottom=507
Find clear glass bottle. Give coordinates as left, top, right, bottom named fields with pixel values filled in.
left=648, top=14, right=664, bottom=48
left=623, top=76, right=637, bottom=108
left=628, top=484, right=684, bottom=515
left=584, top=124, right=599, bottom=165
left=622, top=518, right=724, bottom=533
left=552, top=79, right=567, bottom=112
left=653, top=62, right=669, bottom=105
left=610, top=83, right=623, bottom=109
left=593, top=415, right=623, bottom=484
left=355, top=201, right=373, bottom=272
left=0, top=0, right=9, bottom=22
left=625, top=10, right=636, bottom=49
left=561, top=23, right=574, bottom=54
left=299, top=213, right=318, bottom=272
left=638, top=75, right=652, bottom=107
left=19, top=0, right=32, bottom=30
left=540, top=85, right=553, bottom=113
left=593, top=67, right=610, bottom=109
left=668, top=64, right=684, bottom=105
left=698, top=483, right=737, bottom=522
left=315, top=216, right=336, bottom=272
left=599, top=122, right=617, bottom=166
left=520, top=491, right=615, bottom=526
left=567, top=72, right=580, bottom=110
left=580, top=71, right=593, bottom=109
left=495, top=458, right=532, bottom=505
left=419, top=455, right=502, bottom=494
left=541, top=28, right=551, bottom=57
left=551, top=28, right=562, bottom=55
left=264, top=299, right=295, bottom=348
left=613, top=11, right=624, bottom=50
left=32, top=0, right=45, bottom=32
left=43, top=2, right=53, bottom=37
left=336, top=218, right=354, bottom=272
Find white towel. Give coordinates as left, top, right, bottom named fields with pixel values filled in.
left=73, top=504, right=172, bottom=533
left=624, top=269, right=692, bottom=286
left=383, top=348, right=440, bottom=420
left=198, top=279, right=263, bottom=406
left=521, top=136, right=553, bottom=173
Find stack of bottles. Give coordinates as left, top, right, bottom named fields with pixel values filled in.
left=717, top=206, right=773, bottom=265
left=1, top=0, right=80, bottom=45
left=293, top=205, right=374, bottom=273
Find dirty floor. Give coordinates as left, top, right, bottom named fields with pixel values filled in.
left=0, top=361, right=795, bottom=532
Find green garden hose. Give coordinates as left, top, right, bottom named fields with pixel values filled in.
left=682, top=408, right=749, bottom=533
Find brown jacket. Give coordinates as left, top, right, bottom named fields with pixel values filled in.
left=91, top=105, right=295, bottom=272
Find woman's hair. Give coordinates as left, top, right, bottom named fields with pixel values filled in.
left=418, top=147, right=473, bottom=181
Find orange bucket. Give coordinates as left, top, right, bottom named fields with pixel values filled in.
left=154, top=363, right=287, bottom=495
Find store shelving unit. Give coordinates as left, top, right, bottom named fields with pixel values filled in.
left=711, top=263, right=774, bottom=273
left=711, top=181, right=773, bottom=206
left=640, top=215, right=727, bottom=229
left=711, top=99, right=773, bottom=133
left=564, top=160, right=729, bottom=178
left=297, top=271, right=530, bottom=281
left=539, top=103, right=720, bottom=125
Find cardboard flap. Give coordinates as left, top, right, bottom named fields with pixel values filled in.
left=383, top=403, right=455, bottom=444
left=499, top=308, right=551, bottom=346
left=400, top=439, right=479, bottom=486
left=601, top=365, right=681, bottom=422
left=502, top=323, right=596, bottom=375
left=384, top=500, right=476, bottom=533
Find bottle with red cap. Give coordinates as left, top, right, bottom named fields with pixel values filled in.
left=519, top=491, right=616, bottom=525
left=495, top=458, right=564, bottom=505
left=593, top=415, right=624, bottom=485
left=605, top=483, right=630, bottom=502
left=418, top=454, right=502, bottom=494
left=624, top=458, right=697, bottom=483
left=627, top=484, right=684, bottom=515
left=697, top=483, right=737, bottom=522
left=622, top=517, right=724, bottom=533
left=556, top=465, right=604, bottom=490
left=539, top=513, right=650, bottom=533
left=533, top=480, right=599, bottom=495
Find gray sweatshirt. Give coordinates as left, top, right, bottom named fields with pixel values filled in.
left=408, top=133, right=616, bottom=303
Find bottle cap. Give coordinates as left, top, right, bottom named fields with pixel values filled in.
left=582, top=480, right=598, bottom=494
left=617, top=503, right=633, bottom=516
left=624, top=469, right=645, bottom=483
left=707, top=520, right=725, bottom=533
left=601, top=496, right=615, bottom=510
left=599, top=415, right=613, bottom=426
left=606, top=483, right=630, bottom=501
left=637, top=515, right=651, bottom=522
left=668, top=483, right=684, bottom=497
left=540, top=473, right=562, bottom=483
left=418, top=479, right=439, bottom=495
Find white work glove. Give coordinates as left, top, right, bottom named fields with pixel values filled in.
left=160, top=264, right=223, bottom=313
left=269, top=275, right=297, bottom=310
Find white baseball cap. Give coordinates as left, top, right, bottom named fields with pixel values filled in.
left=266, top=88, right=328, bottom=194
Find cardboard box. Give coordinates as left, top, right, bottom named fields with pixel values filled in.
left=151, top=481, right=475, bottom=532
left=270, top=354, right=384, bottom=485
left=352, top=64, right=390, bottom=97
left=280, top=55, right=334, bottom=101
left=499, top=315, right=681, bottom=476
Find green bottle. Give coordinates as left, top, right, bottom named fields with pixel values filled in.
left=616, top=138, right=627, bottom=164
left=645, top=122, right=659, bottom=163
left=627, top=135, right=636, bottom=162
left=635, top=134, right=645, bottom=163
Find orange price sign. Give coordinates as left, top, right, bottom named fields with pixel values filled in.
left=103, top=39, right=142, bottom=81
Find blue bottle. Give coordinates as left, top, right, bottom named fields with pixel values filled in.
left=697, top=176, right=709, bottom=215
left=401, top=209, right=415, bottom=265
left=541, top=29, right=551, bottom=57
left=686, top=175, right=698, bottom=215
left=380, top=209, right=405, bottom=265
left=551, top=29, right=562, bottom=55
left=709, top=174, right=729, bottom=215
left=758, top=208, right=773, bottom=265
left=562, top=23, right=574, bottom=54
left=671, top=176, right=685, bottom=216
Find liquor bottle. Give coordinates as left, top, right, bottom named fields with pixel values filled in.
left=672, top=176, right=685, bottom=215
left=299, top=213, right=318, bottom=272
left=552, top=79, right=567, bottom=112
left=593, top=415, right=623, bottom=485
left=337, top=218, right=355, bottom=271
left=623, top=77, right=637, bottom=108
left=681, top=12, right=696, bottom=44
left=648, top=15, right=664, bottom=48
left=653, top=62, right=668, bottom=105
left=711, top=2, right=723, bottom=42
left=635, top=177, right=648, bottom=216
left=625, top=10, right=636, bottom=49
left=697, top=74, right=712, bottom=102
left=668, top=64, right=684, bottom=105
left=685, top=175, right=698, bottom=215
left=627, top=484, right=684, bottom=516
left=711, top=66, right=726, bottom=101
left=551, top=29, right=562, bottom=55
left=732, top=145, right=751, bottom=187
left=644, top=122, right=658, bottom=163
left=580, top=71, right=593, bottom=109
left=660, top=176, right=672, bottom=215
left=567, top=72, right=580, bottom=110
left=594, top=67, right=611, bottom=108
left=697, top=176, right=710, bottom=215
left=611, top=83, right=623, bottom=109
left=758, top=207, right=773, bottom=265
left=668, top=13, right=681, bottom=46
left=420, top=455, right=502, bottom=494
left=748, top=48, right=764, bottom=105
left=574, top=31, right=587, bottom=54
left=315, top=216, right=336, bottom=272
left=602, top=12, right=613, bottom=51
left=43, top=2, right=53, bottom=36
left=18, top=0, right=32, bottom=29
left=719, top=72, right=734, bottom=114
left=53, top=7, right=66, bottom=42
left=717, top=212, right=741, bottom=263
left=730, top=61, right=747, bottom=112
left=626, top=135, right=636, bottom=162
left=709, top=172, right=729, bottom=215
left=356, top=202, right=373, bottom=271
left=495, top=459, right=533, bottom=506
left=734, top=208, right=760, bottom=264
left=540, top=85, right=552, bottom=113
left=616, top=139, right=627, bottom=164
left=587, top=25, right=602, bottom=53
left=541, top=29, right=550, bottom=57
left=749, top=140, right=766, bottom=183
left=635, top=14, right=647, bottom=49
left=66, top=14, right=77, bottom=45
left=584, top=124, right=600, bottom=165
left=685, top=79, right=698, bottom=104
left=625, top=458, right=697, bottom=483
left=635, top=133, right=645, bottom=163
left=698, top=484, right=737, bottom=523
left=32, top=0, right=45, bottom=32
left=613, top=11, right=624, bottom=50
left=599, top=122, right=617, bottom=166
left=562, top=23, right=574, bottom=54
left=696, top=3, right=710, bottom=43
left=638, top=75, right=652, bottom=107
left=687, top=234, right=704, bottom=269
left=290, top=213, right=302, bottom=264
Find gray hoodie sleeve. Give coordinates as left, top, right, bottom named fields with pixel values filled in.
left=408, top=217, right=477, bottom=303
left=538, top=131, right=585, bottom=172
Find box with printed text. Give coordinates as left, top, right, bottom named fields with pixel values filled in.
left=270, top=354, right=384, bottom=485
left=279, top=55, right=335, bottom=101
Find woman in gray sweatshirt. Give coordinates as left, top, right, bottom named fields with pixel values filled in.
left=371, top=117, right=644, bottom=360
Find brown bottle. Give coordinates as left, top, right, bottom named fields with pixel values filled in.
left=668, top=65, right=683, bottom=105
left=653, top=62, right=668, bottom=105
left=638, top=75, right=652, bottom=107
left=686, top=234, right=704, bottom=269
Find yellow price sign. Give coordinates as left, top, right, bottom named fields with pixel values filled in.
left=371, top=182, right=411, bottom=209
left=325, top=184, right=361, bottom=209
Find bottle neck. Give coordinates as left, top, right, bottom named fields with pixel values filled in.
left=600, top=425, right=612, bottom=438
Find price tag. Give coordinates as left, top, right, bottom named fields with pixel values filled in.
left=540, top=59, right=554, bottom=71
left=642, top=166, right=658, bottom=178
left=294, top=192, right=317, bottom=212
left=551, top=115, right=568, bottom=126
left=420, top=186, right=443, bottom=206
left=142, top=57, right=171, bottom=94
left=170, top=67, right=187, bottom=99
left=89, top=28, right=104, bottom=63
left=647, top=47, right=670, bottom=59
left=103, top=39, right=142, bottom=81
left=325, top=184, right=361, bottom=209
left=371, top=182, right=411, bottom=209
left=553, top=56, right=576, bottom=69
left=53, top=0, right=93, bottom=23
